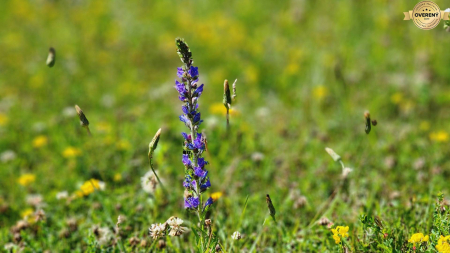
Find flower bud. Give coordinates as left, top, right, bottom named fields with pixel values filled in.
left=325, top=147, right=341, bottom=162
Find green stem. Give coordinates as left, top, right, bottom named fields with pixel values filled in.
left=148, top=156, right=167, bottom=194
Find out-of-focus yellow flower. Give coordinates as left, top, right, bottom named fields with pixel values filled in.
left=313, top=85, right=328, bottom=100
left=408, top=233, right=429, bottom=246
left=116, top=139, right=131, bottom=150
left=21, top=208, right=35, bottom=223
left=63, top=147, right=81, bottom=158
left=391, top=92, right=403, bottom=104
left=210, top=192, right=223, bottom=201
left=77, top=179, right=105, bottom=197
left=331, top=226, right=349, bottom=244
left=18, top=174, right=36, bottom=186
left=96, top=122, right=112, bottom=134
left=436, top=235, right=450, bottom=253
left=32, top=135, right=48, bottom=148
left=0, top=113, right=8, bottom=126
left=286, top=62, right=299, bottom=75
left=420, top=121, right=430, bottom=131
left=113, top=173, right=122, bottom=182
left=209, top=103, right=238, bottom=116
left=430, top=131, right=449, bottom=143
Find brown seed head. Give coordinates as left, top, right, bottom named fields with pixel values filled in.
left=364, top=111, right=370, bottom=119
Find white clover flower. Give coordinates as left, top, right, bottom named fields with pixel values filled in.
left=166, top=216, right=189, bottom=236
left=231, top=231, right=242, bottom=240
left=26, top=194, right=45, bottom=208
left=62, top=106, right=76, bottom=118
left=92, top=226, right=113, bottom=246
left=141, top=170, right=158, bottom=193
left=1, top=150, right=16, bottom=163
left=149, top=223, right=166, bottom=240
left=56, top=191, right=69, bottom=200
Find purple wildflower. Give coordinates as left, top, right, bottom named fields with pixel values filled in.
left=189, top=66, right=199, bottom=77
left=182, top=154, right=191, bottom=167
left=194, top=166, right=208, bottom=178
left=197, top=157, right=208, bottom=168
left=179, top=115, right=190, bottom=125
left=193, top=112, right=203, bottom=125
left=184, top=197, right=200, bottom=209
left=177, top=67, right=184, bottom=78
left=200, top=179, right=211, bottom=190
left=204, top=197, right=213, bottom=209
left=193, top=84, right=204, bottom=97
left=182, top=105, right=189, bottom=115
left=181, top=132, right=190, bottom=141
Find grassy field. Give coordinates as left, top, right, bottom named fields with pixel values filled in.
left=1, top=0, right=450, bottom=252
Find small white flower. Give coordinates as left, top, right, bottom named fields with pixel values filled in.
left=4, top=243, right=15, bottom=250
left=231, top=231, right=242, bottom=240
left=445, top=8, right=450, bottom=13
left=62, top=106, right=76, bottom=118
left=56, top=191, right=69, bottom=200
left=97, top=181, right=106, bottom=191
left=26, top=194, right=45, bottom=208
left=92, top=226, right=113, bottom=246
left=166, top=216, right=189, bottom=236
left=149, top=223, right=166, bottom=239
left=141, top=170, right=158, bottom=193
left=342, top=167, right=353, bottom=178
left=0, top=150, right=16, bottom=163
left=325, top=147, right=341, bottom=162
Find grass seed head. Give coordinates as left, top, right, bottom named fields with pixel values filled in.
left=325, top=147, right=341, bottom=162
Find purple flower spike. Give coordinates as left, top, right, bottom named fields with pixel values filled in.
left=193, top=84, right=204, bottom=97
left=179, top=115, right=190, bottom=125
left=203, top=197, right=213, bottom=209
left=197, top=157, right=208, bottom=168
left=174, top=80, right=186, bottom=94
left=182, top=154, right=192, bottom=167
left=194, top=166, right=208, bottom=178
left=194, top=133, right=205, bottom=150
left=200, top=179, right=211, bottom=190
left=181, top=132, right=191, bottom=141
left=189, top=66, right=199, bottom=77
left=184, top=197, right=200, bottom=209
left=177, top=67, right=184, bottom=78
left=182, top=105, right=189, bottom=115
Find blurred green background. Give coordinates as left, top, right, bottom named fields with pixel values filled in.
left=1, top=0, right=450, bottom=251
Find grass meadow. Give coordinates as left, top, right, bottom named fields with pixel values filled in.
left=1, top=0, right=450, bottom=252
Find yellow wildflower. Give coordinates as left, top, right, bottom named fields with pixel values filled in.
left=436, top=235, right=450, bottom=253
left=408, top=233, right=429, bottom=246
left=0, top=113, right=8, bottom=126
left=21, top=208, right=34, bottom=219
left=313, top=86, right=328, bottom=100
left=18, top=173, right=36, bottom=186
left=332, top=234, right=341, bottom=244
left=32, top=135, right=48, bottom=148
left=116, top=139, right=131, bottom=150
left=78, top=179, right=105, bottom=196
left=391, top=92, right=403, bottom=104
left=210, top=192, right=223, bottom=201
left=63, top=147, right=81, bottom=158
left=113, top=173, right=122, bottom=182
left=209, top=103, right=238, bottom=116
left=331, top=226, right=349, bottom=244
left=430, top=131, right=449, bottom=143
